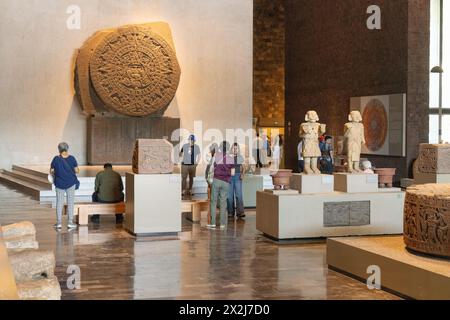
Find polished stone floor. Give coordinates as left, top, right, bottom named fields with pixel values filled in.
left=0, top=185, right=400, bottom=300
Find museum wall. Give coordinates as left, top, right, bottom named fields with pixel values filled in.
left=253, top=0, right=285, bottom=127
left=284, top=0, right=430, bottom=181
left=0, top=0, right=253, bottom=169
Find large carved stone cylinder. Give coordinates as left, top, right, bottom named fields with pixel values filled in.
left=403, top=184, right=450, bottom=258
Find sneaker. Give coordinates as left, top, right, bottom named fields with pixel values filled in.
left=237, top=213, right=246, bottom=219
left=206, top=224, right=216, bottom=229
left=53, top=223, right=62, bottom=229
left=219, top=225, right=226, bottom=230
left=67, top=222, right=78, bottom=229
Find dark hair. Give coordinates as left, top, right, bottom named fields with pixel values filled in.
left=325, top=135, right=332, bottom=141
left=222, top=141, right=230, bottom=153
left=104, top=163, right=113, bottom=169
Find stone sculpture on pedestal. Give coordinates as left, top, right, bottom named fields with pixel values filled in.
left=299, top=111, right=326, bottom=174
left=404, top=183, right=450, bottom=258
left=132, top=139, right=174, bottom=174
left=344, top=111, right=366, bottom=173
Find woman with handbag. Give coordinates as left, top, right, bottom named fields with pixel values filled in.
left=50, top=142, right=80, bottom=230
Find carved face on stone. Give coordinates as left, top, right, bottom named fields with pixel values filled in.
left=349, top=111, right=362, bottom=122
left=305, top=110, right=319, bottom=122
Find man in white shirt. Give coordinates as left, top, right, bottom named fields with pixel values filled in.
left=297, top=139, right=304, bottom=173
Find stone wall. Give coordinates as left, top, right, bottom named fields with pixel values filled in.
left=253, top=0, right=285, bottom=127
left=284, top=0, right=430, bottom=181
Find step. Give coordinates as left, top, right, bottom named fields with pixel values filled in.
left=12, top=165, right=48, bottom=180
left=0, top=173, right=43, bottom=200
left=1, top=169, right=52, bottom=189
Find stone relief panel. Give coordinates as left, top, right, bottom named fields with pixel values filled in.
left=132, top=139, right=174, bottom=174
left=417, top=144, right=450, bottom=174
left=323, top=201, right=370, bottom=227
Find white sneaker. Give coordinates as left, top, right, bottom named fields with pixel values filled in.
left=206, top=224, right=216, bottom=229
left=67, top=222, right=78, bottom=229
left=53, top=223, right=62, bottom=229
left=219, top=225, right=226, bottom=230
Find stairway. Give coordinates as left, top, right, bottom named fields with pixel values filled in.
left=0, top=166, right=51, bottom=200
left=0, top=166, right=97, bottom=201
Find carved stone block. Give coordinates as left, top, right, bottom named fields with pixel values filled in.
left=324, top=201, right=371, bottom=227
left=349, top=201, right=371, bottom=226
left=324, top=202, right=350, bottom=227
left=417, top=144, right=450, bottom=174
left=8, top=250, right=56, bottom=282
left=132, top=139, right=174, bottom=174
left=5, top=235, right=39, bottom=251
left=17, top=276, right=61, bottom=300
left=404, top=184, right=450, bottom=258
left=1, top=221, right=36, bottom=238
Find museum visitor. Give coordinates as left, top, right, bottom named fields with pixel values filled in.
left=297, top=139, right=304, bottom=173
left=208, top=141, right=234, bottom=230
left=320, top=135, right=334, bottom=174
left=49, top=142, right=80, bottom=230
left=179, top=134, right=201, bottom=197
left=91, top=163, right=125, bottom=224
left=227, top=142, right=246, bottom=219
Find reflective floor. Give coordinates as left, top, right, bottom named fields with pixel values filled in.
left=0, top=185, right=399, bottom=300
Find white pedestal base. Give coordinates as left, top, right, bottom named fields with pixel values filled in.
left=242, top=174, right=273, bottom=207
left=290, top=174, right=334, bottom=194
left=334, top=173, right=378, bottom=193
left=125, top=173, right=181, bottom=237
left=256, top=190, right=404, bottom=240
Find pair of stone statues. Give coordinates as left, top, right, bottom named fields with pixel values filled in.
left=299, top=110, right=365, bottom=174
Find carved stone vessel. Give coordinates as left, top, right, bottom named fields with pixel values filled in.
left=270, top=169, right=293, bottom=190
left=404, top=184, right=450, bottom=258
left=374, top=168, right=396, bottom=188
left=132, top=139, right=174, bottom=174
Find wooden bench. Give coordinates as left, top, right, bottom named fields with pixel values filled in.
left=0, top=226, right=19, bottom=300
left=181, top=200, right=209, bottom=223
left=65, top=202, right=126, bottom=226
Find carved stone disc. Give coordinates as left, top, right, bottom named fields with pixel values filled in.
left=90, top=26, right=181, bottom=117
left=362, top=99, right=388, bottom=152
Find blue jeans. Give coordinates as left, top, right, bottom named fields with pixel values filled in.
left=227, top=175, right=244, bottom=216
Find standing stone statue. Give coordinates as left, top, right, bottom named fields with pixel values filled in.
left=299, top=111, right=326, bottom=174
left=345, top=111, right=366, bottom=173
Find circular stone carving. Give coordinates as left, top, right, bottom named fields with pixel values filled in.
left=404, top=184, right=450, bottom=258
left=362, top=99, right=388, bottom=152
left=90, top=26, right=181, bottom=117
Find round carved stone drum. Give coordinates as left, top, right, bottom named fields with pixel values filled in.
left=90, top=26, right=181, bottom=117
left=404, top=184, right=450, bottom=258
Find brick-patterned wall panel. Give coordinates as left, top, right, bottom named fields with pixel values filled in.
left=284, top=0, right=429, bottom=181
left=253, top=0, right=285, bottom=125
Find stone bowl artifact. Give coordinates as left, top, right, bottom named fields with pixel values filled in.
left=374, top=168, right=396, bottom=188
left=403, top=184, right=450, bottom=258
left=270, top=169, right=293, bottom=190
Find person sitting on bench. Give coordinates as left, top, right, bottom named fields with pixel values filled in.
left=91, top=164, right=124, bottom=223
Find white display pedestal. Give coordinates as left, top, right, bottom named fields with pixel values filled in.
left=125, top=173, right=181, bottom=237
left=242, top=174, right=274, bottom=207
left=334, top=173, right=378, bottom=193
left=414, top=172, right=450, bottom=184
left=290, top=174, right=334, bottom=194
left=256, top=190, right=404, bottom=240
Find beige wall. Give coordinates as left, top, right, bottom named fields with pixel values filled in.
left=0, top=0, right=253, bottom=169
